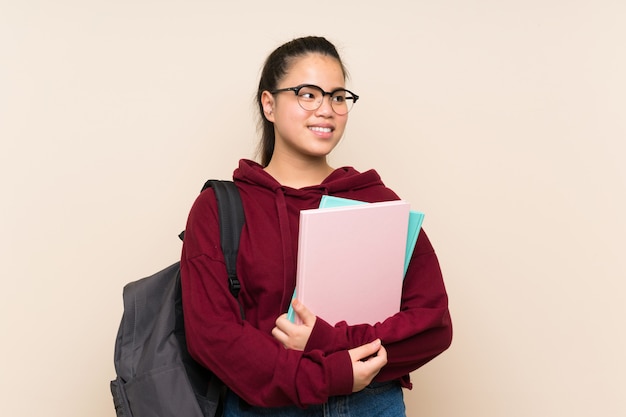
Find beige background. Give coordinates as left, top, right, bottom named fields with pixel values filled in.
left=1, top=1, right=625, bottom=416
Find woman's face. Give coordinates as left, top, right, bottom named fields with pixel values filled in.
left=263, top=53, right=348, bottom=163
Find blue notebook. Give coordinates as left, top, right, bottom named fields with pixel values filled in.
left=287, top=196, right=424, bottom=323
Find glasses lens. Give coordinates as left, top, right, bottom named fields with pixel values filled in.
left=330, top=90, right=355, bottom=115
left=296, top=86, right=323, bottom=111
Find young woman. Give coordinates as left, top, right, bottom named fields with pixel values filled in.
left=181, top=36, right=452, bottom=416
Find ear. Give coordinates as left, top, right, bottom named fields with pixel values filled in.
left=261, top=91, right=275, bottom=122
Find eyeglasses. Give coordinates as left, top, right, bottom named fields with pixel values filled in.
left=270, top=84, right=359, bottom=115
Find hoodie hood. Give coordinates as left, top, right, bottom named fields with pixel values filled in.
left=231, top=159, right=400, bottom=318
left=233, top=159, right=390, bottom=199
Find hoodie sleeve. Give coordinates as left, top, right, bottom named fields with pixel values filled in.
left=303, top=228, right=453, bottom=385
left=180, top=190, right=354, bottom=408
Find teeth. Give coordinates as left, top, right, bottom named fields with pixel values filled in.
left=310, top=126, right=332, bottom=133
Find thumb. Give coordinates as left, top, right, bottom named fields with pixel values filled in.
left=349, top=339, right=382, bottom=362
left=292, top=299, right=316, bottom=326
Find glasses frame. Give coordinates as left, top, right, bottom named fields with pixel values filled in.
left=270, top=84, right=359, bottom=115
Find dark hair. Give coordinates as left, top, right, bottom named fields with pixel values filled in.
left=256, top=36, right=348, bottom=166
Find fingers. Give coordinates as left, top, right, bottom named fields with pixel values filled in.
left=271, top=314, right=289, bottom=346
left=271, top=302, right=316, bottom=351
left=348, top=339, right=384, bottom=362
left=349, top=340, right=388, bottom=392
left=370, top=341, right=387, bottom=366
left=291, top=299, right=316, bottom=327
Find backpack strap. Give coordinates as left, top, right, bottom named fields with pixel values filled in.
left=203, top=179, right=246, bottom=321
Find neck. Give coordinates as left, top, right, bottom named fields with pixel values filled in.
left=264, top=156, right=334, bottom=189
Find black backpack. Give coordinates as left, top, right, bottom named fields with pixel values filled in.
left=110, top=180, right=245, bottom=417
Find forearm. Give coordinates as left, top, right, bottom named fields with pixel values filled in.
left=182, top=255, right=354, bottom=407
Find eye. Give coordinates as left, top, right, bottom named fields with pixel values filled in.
left=297, top=86, right=321, bottom=101
left=331, top=90, right=350, bottom=104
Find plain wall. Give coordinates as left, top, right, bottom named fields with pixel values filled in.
left=1, top=1, right=624, bottom=416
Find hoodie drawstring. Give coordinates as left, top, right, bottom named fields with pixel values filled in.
left=274, top=189, right=296, bottom=310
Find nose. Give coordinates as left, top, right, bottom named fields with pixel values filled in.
left=315, top=94, right=334, bottom=116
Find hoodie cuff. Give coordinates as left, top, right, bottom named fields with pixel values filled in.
left=305, top=317, right=350, bottom=354
left=325, top=349, right=354, bottom=397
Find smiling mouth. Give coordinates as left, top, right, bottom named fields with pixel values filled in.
left=309, top=126, right=333, bottom=133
